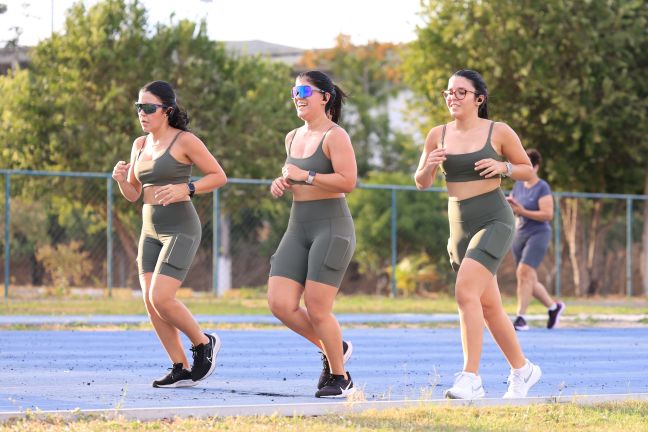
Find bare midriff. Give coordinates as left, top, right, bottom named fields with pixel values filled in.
left=143, top=185, right=191, bottom=205
left=446, top=177, right=501, bottom=201
left=291, top=185, right=345, bottom=202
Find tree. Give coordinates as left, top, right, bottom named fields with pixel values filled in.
left=403, top=0, right=648, bottom=295
left=300, top=35, right=419, bottom=176
left=0, top=0, right=296, bottom=287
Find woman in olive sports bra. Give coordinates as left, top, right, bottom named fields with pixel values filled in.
left=111, top=81, right=227, bottom=388
left=268, top=70, right=357, bottom=399
left=415, top=70, right=542, bottom=400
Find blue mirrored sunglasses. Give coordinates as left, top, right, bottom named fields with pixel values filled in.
left=291, top=85, right=325, bottom=99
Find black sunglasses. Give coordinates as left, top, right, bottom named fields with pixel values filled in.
left=134, top=102, right=168, bottom=114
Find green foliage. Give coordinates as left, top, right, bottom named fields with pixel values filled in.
left=0, top=0, right=297, bottom=257
left=348, top=172, right=449, bottom=279
left=403, top=0, right=648, bottom=193
left=35, top=240, right=94, bottom=296
left=0, top=0, right=295, bottom=176
left=300, top=35, right=417, bottom=175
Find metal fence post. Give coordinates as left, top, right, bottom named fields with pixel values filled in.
left=212, top=188, right=221, bottom=296
left=626, top=198, right=633, bottom=297
left=106, top=177, right=113, bottom=297
left=4, top=173, right=9, bottom=299
left=554, top=194, right=561, bottom=297
left=390, top=188, right=397, bottom=297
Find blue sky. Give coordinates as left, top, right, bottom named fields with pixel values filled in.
left=1, top=0, right=424, bottom=49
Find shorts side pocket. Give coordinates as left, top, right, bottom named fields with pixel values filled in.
left=324, top=235, right=351, bottom=270
left=477, top=221, right=513, bottom=259
left=162, top=234, right=195, bottom=270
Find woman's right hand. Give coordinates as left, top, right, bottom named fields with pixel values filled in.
left=270, top=176, right=292, bottom=198
left=424, top=148, right=446, bottom=170
left=112, top=161, right=131, bottom=183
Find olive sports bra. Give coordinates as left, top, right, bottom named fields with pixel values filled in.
left=440, top=121, right=502, bottom=182
left=134, top=131, right=192, bottom=187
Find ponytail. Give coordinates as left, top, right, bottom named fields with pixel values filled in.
left=167, top=105, right=190, bottom=131
left=328, top=84, right=347, bottom=124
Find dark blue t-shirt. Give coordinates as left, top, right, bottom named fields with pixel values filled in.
left=511, top=179, right=552, bottom=234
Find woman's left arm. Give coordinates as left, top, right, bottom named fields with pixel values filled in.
left=281, top=128, right=357, bottom=193
left=476, top=122, right=533, bottom=181
left=313, top=128, right=357, bottom=193
left=496, top=122, right=534, bottom=181
left=184, top=133, right=228, bottom=194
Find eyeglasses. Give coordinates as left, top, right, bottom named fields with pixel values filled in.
left=291, top=85, right=325, bottom=99
left=134, top=102, right=167, bottom=114
left=441, top=88, right=478, bottom=100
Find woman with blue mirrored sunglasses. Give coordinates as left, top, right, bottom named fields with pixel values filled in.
left=269, top=70, right=359, bottom=399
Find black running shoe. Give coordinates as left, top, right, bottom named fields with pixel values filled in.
left=547, top=302, right=565, bottom=329
left=152, top=363, right=196, bottom=388
left=315, top=372, right=356, bottom=398
left=190, top=333, right=221, bottom=381
left=513, top=316, right=529, bottom=331
left=317, top=340, right=353, bottom=389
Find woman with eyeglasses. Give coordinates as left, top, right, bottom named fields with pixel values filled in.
left=268, top=70, right=357, bottom=398
left=111, top=80, right=227, bottom=388
left=414, top=70, right=541, bottom=399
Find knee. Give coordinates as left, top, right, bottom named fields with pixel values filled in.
left=516, top=266, right=535, bottom=283
left=305, top=303, right=330, bottom=325
left=454, top=285, right=480, bottom=310
left=267, top=296, right=296, bottom=320
left=149, top=291, right=173, bottom=316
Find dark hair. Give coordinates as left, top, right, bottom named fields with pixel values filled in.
left=452, top=69, right=489, bottom=119
left=527, top=148, right=542, bottom=167
left=140, top=80, right=190, bottom=131
left=298, top=70, right=347, bottom=124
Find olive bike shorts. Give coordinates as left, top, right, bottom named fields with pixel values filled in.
left=137, top=202, right=202, bottom=282
left=270, top=198, right=355, bottom=288
left=447, top=188, right=515, bottom=275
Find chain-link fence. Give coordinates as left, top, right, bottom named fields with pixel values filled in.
left=1, top=169, right=646, bottom=298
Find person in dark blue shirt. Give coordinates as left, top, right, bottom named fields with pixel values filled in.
left=507, top=149, right=565, bottom=330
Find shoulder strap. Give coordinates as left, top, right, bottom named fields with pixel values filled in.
left=167, top=131, right=184, bottom=151
left=135, top=135, right=147, bottom=160
left=287, top=129, right=299, bottom=153
left=486, top=121, right=495, bottom=143
left=440, top=124, right=447, bottom=149
left=319, top=124, right=340, bottom=147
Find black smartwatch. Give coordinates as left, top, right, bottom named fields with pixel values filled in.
left=187, top=182, right=196, bottom=198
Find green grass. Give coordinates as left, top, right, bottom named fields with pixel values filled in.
left=3, top=402, right=648, bottom=431
left=0, top=287, right=646, bottom=317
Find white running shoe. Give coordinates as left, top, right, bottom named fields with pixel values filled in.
left=443, top=371, right=485, bottom=399
left=503, top=360, right=542, bottom=399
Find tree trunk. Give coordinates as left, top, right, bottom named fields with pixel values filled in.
left=642, top=163, right=648, bottom=295
left=562, top=198, right=589, bottom=296
left=586, top=201, right=603, bottom=295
